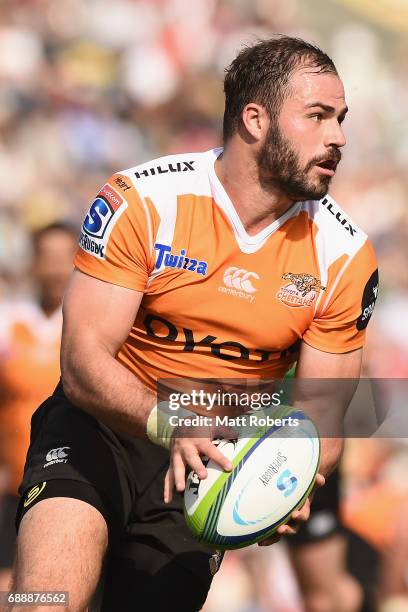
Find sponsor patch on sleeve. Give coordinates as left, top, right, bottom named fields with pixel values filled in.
left=79, top=184, right=128, bottom=259
left=356, top=269, right=379, bottom=330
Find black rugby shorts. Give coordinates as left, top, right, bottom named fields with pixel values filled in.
left=17, top=382, right=223, bottom=612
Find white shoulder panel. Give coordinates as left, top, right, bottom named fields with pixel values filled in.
left=120, top=150, right=212, bottom=201
left=119, top=151, right=213, bottom=286
left=300, top=195, right=368, bottom=314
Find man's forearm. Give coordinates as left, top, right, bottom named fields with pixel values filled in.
left=62, top=345, right=155, bottom=438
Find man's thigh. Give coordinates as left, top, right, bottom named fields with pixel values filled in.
left=12, top=497, right=108, bottom=612
left=102, top=538, right=221, bottom=612
left=101, top=438, right=224, bottom=612
left=17, top=387, right=222, bottom=611
left=13, top=384, right=136, bottom=610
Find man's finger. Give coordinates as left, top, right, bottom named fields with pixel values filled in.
left=277, top=523, right=299, bottom=536
left=258, top=532, right=281, bottom=546
left=173, top=451, right=188, bottom=492
left=315, top=473, right=325, bottom=488
left=182, top=446, right=208, bottom=480
left=164, top=467, right=174, bottom=504
left=291, top=498, right=311, bottom=522
left=308, top=472, right=325, bottom=504
left=200, top=440, right=233, bottom=472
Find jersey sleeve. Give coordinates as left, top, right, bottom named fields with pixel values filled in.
left=302, top=239, right=378, bottom=353
left=75, top=174, right=154, bottom=291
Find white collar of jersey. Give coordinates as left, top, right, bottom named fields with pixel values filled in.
left=207, top=148, right=302, bottom=248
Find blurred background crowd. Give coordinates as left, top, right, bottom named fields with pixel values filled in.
left=0, top=0, right=407, bottom=611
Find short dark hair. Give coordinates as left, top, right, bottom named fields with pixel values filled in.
left=223, top=36, right=338, bottom=142
left=31, top=221, right=78, bottom=253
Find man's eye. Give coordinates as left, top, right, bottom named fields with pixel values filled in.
left=311, top=114, right=322, bottom=122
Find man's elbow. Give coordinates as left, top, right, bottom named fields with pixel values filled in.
left=62, top=376, right=77, bottom=405
left=60, top=354, right=81, bottom=406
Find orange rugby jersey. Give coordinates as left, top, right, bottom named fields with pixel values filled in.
left=75, top=148, right=378, bottom=391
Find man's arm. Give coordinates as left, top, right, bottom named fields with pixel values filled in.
left=62, top=269, right=232, bottom=483
left=294, top=342, right=363, bottom=477
left=258, top=344, right=362, bottom=543
left=61, top=268, right=154, bottom=437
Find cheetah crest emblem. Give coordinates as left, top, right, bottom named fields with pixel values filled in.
left=277, top=273, right=326, bottom=308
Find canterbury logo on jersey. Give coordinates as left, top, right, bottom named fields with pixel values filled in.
left=223, top=267, right=259, bottom=292
left=43, top=447, right=70, bottom=468
left=155, top=243, right=208, bottom=276
left=219, top=267, right=259, bottom=304
left=135, top=160, right=195, bottom=179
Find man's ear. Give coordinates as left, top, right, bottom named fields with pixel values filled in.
left=241, top=103, right=270, bottom=142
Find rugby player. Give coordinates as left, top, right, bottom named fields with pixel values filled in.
left=8, top=37, right=378, bottom=612
left=0, top=223, right=77, bottom=591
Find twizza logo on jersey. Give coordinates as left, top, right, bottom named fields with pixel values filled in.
left=155, top=243, right=208, bottom=276
left=79, top=184, right=127, bottom=259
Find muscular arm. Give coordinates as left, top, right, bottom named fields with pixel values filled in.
left=61, top=269, right=155, bottom=438
left=293, top=342, right=363, bottom=478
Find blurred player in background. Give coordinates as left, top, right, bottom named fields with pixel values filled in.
left=287, top=470, right=363, bottom=612
left=284, top=365, right=363, bottom=612
left=0, top=223, right=77, bottom=590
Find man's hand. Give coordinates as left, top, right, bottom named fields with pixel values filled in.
left=164, top=429, right=234, bottom=504
left=257, top=342, right=364, bottom=547
left=257, top=472, right=325, bottom=546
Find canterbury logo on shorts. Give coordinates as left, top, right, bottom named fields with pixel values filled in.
left=43, top=447, right=71, bottom=468
left=23, top=482, right=47, bottom=508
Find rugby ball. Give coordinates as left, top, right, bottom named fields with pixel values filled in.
left=184, top=407, right=320, bottom=549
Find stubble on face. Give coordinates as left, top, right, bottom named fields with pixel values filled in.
left=256, top=120, right=340, bottom=202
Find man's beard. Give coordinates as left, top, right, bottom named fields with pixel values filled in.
left=257, top=122, right=339, bottom=201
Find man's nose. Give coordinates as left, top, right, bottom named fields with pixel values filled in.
left=325, top=120, right=346, bottom=148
